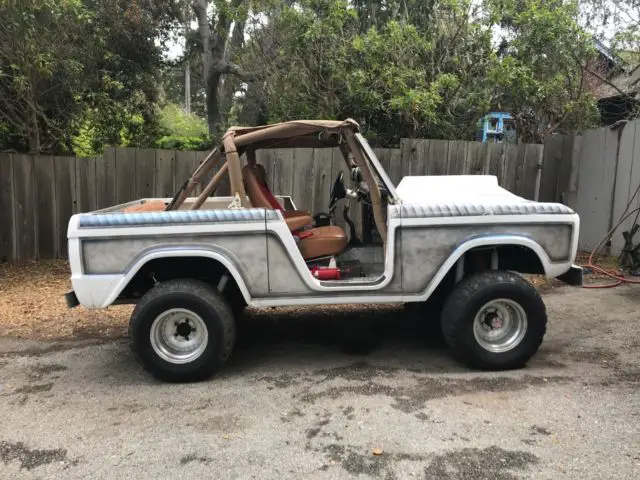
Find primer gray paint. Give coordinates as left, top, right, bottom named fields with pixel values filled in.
left=400, top=224, right=573, bottom=294
left=266, top=235, right=313, bottom=295
left=82, top=234, right=270, bottom=296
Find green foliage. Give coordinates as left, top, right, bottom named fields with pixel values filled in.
left=0, top=0, right=180, bottom=154
left=240, top=0, right=599, bottom=145
left=159, top=104, right=209, bottom=138
left=0, top=0, right=608, bottom=154
left=487, top=0, right=599, bottom=141
left=154, top=103, right=211, bottom=150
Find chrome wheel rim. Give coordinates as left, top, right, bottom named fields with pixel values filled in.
left=473, top=299, right=528, bottom=353
left=150, top=308, right=208, bottom=364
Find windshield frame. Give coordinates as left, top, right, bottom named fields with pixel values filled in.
left=354, top=133, right=400, bottom=204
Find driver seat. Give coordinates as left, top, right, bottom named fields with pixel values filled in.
left=242, top=164, right=312, bottom=231
left=242, top=163, right=347, bottom=261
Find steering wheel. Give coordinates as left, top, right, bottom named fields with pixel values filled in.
left=328, top=171, right=347, bottom=212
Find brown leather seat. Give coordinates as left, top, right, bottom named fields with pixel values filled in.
left=242, top=164, right=312, bottom=232
left=242, top=163, right=347, bottom=260
left=297, top=226, right=347, bottom=260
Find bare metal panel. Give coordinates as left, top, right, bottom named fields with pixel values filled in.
left=81, top=234, right=269, bottom=296
left=400, top=224, right=573, bottom=294
left=266, top=234, right=312, bottom=295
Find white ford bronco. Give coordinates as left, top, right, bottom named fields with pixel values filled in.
left=65, top=119, right=582, bottom=382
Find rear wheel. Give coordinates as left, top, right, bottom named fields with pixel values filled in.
left=440, top=271, right=546, bottom=370
left=129, top=279, right=236, bottom=382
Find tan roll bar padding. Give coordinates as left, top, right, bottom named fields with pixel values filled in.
left=171, top=148, right=222, bottom=210
left=343, top=128, right=387, bottom=246
left=191, top=162, right=229, bottom=210
left=223, top=133, right=248, bottom=207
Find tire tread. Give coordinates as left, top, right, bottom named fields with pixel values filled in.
left=441, top=271, right=547, bottom=370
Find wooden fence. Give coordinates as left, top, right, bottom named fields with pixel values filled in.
left=1, top=137, right=580, bottom=264
left=572, top=119, right=640, bottom=254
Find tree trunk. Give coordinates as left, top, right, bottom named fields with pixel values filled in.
left=27, top=107, right=40, bottom=154
left=205, top=70, right=223, bottom=137
left=193, top=0, right=254, bottom=136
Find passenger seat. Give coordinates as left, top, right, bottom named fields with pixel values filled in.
left=242, top=163, right=347, bottom=260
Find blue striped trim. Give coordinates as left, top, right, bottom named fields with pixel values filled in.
left=78, top=209, right=278, bottom=227
left=389, top=202, right=574, bottom=219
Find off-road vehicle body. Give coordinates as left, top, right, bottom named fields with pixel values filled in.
left=65, top=119, right=582, bottom=381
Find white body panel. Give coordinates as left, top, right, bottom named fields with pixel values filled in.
left=67, top=172, right=580, bottom=310
left=397, top=175, right=525, bottom=204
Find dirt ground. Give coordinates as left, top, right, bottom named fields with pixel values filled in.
left=0, top=256, right=622, bottom=341
left=0, top=261, right=132, bottom=340
left=0, top=260, right=639, bottom=479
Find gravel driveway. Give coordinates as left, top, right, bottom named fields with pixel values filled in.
left=0, top=285, right=638, bottom=479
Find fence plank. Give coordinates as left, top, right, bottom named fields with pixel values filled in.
left=96, top=148, right=116, bottom=209
left=519, top=144, right=543, bottom=200
left=428, top=140, right=449, bottom=175
left=502, top=143, right=523, bottom=193
left=115, top=147, right=136, bottom=204
left=575, top=127, right=617, bottom=251
left=539, top=135, right=564, bottom=202
left=54, top=156, right=75, bottom=258
left=11, top=154, right=37, bottom=262
left=280, top=149, right=295, bottom=195
left=447, top=141, right=468, bottom=175
left=155, top=149, right=175, bottom=198
left=556, top=135, right=577, bottom=204
left=466, top=142, right=486, bottom=175
left=135, top=149, right=156, bottom=199
left=388, top=148, right=402, bottom=185
left=487, top=143, right=504, bottom=182
left=611, top=121, right=637, bottom=254
left=175, top=150, right=196, bottom=197
left=34, top=155, right=57, bottom=259
left=0, top=154, right=15, bottom=262
left=312, top=148, right=333, bottom=215
left=625, top=120, right=640, bottom=245
left=402, top=139, right=429, bottom=176
left=292, top=148, right=315, bottom=212
left=76, top=156, right=98, bottom=213
left=267, top=150, right=283, bottom=195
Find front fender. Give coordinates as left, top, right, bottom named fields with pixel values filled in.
left=414, top=233, right=568, bottom=303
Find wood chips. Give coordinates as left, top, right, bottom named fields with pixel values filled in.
left=0, top=260, right=131, bottom=341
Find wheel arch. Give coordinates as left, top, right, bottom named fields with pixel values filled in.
left=417, top=234, right=556, bottom=303
left=106, top=249, right=252, bottom=307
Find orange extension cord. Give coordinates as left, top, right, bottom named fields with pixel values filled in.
left=580, top=179, right=640, bottom=289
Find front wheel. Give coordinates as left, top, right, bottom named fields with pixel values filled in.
left=129, top=279, right=236, bottom=382
left=440, top=271, right=547, bottom=370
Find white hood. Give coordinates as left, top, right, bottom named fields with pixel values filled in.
left=395, top=175, right=531, bottom=205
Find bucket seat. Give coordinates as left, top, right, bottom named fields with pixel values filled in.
left=242, top=163, right=347, bottom=260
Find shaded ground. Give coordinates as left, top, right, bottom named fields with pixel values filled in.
left=0, top=281, right=639, bottom=479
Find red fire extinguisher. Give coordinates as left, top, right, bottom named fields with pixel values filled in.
left=309, top=266, right=344, bottom=280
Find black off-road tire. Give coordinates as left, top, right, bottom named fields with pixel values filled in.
left=440, top=271, right=547, bottom=370
left=129, top=279, right=236, bottom=382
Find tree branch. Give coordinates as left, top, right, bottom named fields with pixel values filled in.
left=214, top=60, right=261, bottom=81
left=584, top=65, right=628, bottom=97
